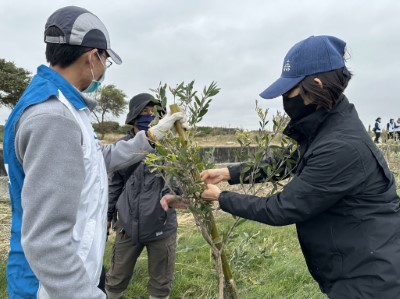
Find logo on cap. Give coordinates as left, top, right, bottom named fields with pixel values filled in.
left=283, top=60, right=291, bottom=72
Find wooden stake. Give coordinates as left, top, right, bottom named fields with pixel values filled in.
left=169, top=104, right=187, bottom=146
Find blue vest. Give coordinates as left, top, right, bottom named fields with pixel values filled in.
left=3, top=65, right=86, bottom=299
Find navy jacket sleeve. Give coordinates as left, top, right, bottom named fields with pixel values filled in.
left=227, top=145, right=297, bottom=185
left=219, top=140, right=365, bottom=225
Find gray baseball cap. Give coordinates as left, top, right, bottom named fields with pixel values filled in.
left=44, top=6, right=122, bottom=64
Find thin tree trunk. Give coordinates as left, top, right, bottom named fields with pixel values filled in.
left=170, top=104, right=239, bottom=299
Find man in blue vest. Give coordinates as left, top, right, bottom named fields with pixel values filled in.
left=3, top=6, right=185, bottom=299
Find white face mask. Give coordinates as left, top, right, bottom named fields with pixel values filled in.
left=83, top=52, right=107, bottom=93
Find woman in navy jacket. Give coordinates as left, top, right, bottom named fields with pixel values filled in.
left=200, top=36, right=400, bottom=299
left=373, top=117, right=382, bottom=143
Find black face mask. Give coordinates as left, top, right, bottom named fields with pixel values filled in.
left=283, top=94, right=317, bottom=121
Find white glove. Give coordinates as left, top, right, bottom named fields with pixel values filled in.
left=149, top=111, right=189, bottom=140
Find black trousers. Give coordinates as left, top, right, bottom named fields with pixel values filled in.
left=374, top=132, right=381, bottom=143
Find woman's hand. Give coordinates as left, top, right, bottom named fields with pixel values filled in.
left=200, top=168, right=230, bottom=184
left=160, top=194, right=189, bottom=212
left=201, top=184, right=222, bottom=201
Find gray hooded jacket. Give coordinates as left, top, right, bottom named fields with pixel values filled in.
left=108, top=130, right=178, bottom=244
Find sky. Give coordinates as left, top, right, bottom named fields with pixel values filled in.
left=1, top=0, right=399, bottom=130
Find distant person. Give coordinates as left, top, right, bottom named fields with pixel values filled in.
left=196, top=35, right=400, bottom=298
left=396, top=118, right=400, bottom=141
left=387, top=118, right=396, bottom=140
left=105, top=93, right=179, bottom=299
left=3, top=6, right=185, bottom=299
left=373, top=117, right=382, bottom=143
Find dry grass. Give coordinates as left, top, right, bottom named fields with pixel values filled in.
left=0, top=200, right=11, bottom=261
left=378, top=144, right=400, bottom=188
left=195, top=135, right=241, bottom=147
left=100, top=133, right=125, bottom=144
left=0, top=177, right=11, bottom=262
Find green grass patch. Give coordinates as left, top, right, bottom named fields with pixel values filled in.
left=102, top=212, right=326, bottom=299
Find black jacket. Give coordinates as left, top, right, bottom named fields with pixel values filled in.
left=220, top=97, right=400, bottom=298
left=108, top=130, right=178, bottom=244
left=373, top=120, right=382, bottom=133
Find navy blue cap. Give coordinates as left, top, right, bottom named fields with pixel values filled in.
left=260, top=35, right=346, bottom=99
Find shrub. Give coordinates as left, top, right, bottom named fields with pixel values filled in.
left=92, top=121, right=120, bottom=134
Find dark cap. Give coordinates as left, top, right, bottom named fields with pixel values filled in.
left=44, top=6, right=122, bottom=64
left=260, top=35, right=346, bottom=99
left=125, top=93, right=156, bottom=124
